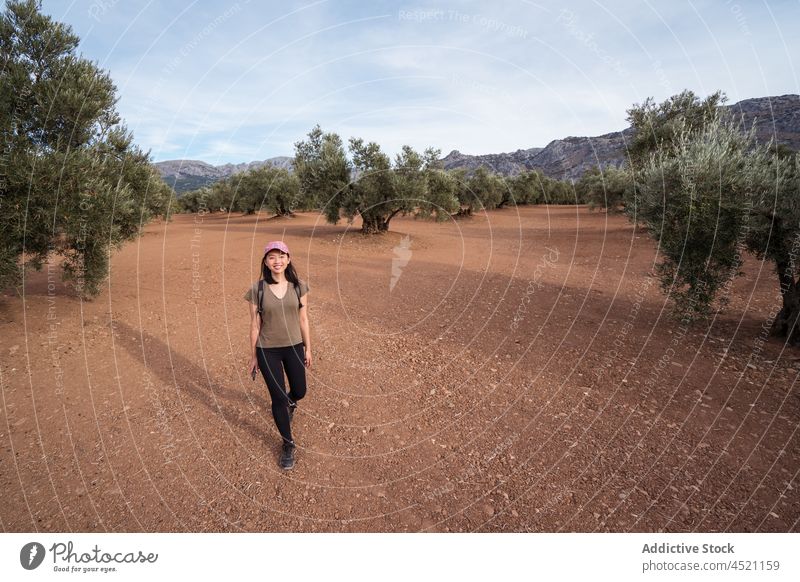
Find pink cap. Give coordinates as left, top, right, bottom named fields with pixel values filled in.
left=264, top=241, right=290, bottom=255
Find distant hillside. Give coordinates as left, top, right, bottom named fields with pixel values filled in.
left=440, top=147, right=544, bottom=174
left=442, top=94, right=800, bottom=180
left=730, top=93, right=800, bottom=151
left=155, top=95, right=799, bottom=192
left=440, top=130, right=631, bottom=180
left=155, top=156, right=293, bottom=194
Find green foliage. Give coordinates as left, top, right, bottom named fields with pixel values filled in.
left=417, top=148, right=459, bottom=221
left=447, top=166, right=584, bottom=215
left=166, top=174, right=218, bottom=194
left=626, top=89, right=726, bottom=172
left=293, top=125, right=350, bottom=224
left=290, top=125, right=594, bottom=229
left=745, top=153, right=800, bottom=267
left=346, top=137, right=397, bottom=232
left=393, top=145, right=425, bottom=207
left=744, top=153, right=800, bottom=341
left=209, top=179, right=235, bottom=212
left=541, top=176, right=577, bottom=204
left=0, top=0, right=174, bottom=296
left=178, top=186, right=223, bottom=213
left=295, top=125, right=458, bottom=232
left=468, top=166, right=504, bottom=211
left=625, top=88, right=800, bottom=334
left=631, top=111, right=773, bottom=316
left=447, top=165, right=506, bottom=216
left=507, top=170, right=546, bottom=205
left=229, top=165, right=302, bottom=215
left=576, top=165, right=631, bottom=211
left=447, top=168, right=472, bottom=215
left=178, top=164, right=307, bottom=216
left=349, top=140, right=461, bottom=231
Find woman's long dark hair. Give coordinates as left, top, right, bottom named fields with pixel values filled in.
left=261, top=252, right=300, bottom=289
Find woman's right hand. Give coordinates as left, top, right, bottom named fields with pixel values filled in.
left=249, top=355, right=258, bottom=379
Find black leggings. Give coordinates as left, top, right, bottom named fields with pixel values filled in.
left=256, top=342, right=307, bottom=444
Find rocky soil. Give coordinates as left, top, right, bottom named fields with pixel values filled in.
left=1, top=206, right=797, bottom=532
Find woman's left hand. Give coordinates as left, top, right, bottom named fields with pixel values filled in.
left=304, top=348, right=313, bottom=368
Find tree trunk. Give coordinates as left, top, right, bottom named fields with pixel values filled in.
left=371, top=207, right=405, bottom=232
left=274, top=201, right=295, bottom=218
left=771, top=260, right=800, bottom=344
left=361, top=214, right=388, bottom=234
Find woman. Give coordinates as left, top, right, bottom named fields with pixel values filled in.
left=245, top=241, right=312, bottom=470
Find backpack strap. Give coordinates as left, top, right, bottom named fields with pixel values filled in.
left=257, top=279, right=264, bottom=323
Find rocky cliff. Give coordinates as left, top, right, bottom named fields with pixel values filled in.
left=730, top=94, right=800, bottom=151
left=440, top=147, right=544, bottom=175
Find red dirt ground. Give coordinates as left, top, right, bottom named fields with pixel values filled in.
left=1, top=206, right=798, bottom=532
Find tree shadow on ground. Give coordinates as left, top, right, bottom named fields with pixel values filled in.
left=112, top=320, right=280, bottom=444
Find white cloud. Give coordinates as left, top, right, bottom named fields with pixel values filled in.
left=40, top=0, right=800, bottom=164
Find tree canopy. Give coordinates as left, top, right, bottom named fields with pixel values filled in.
left=294, top=126, right=458, bottom=232
left=0, top=0, right=174, bottom=296
left=626, top=89, right=800, bottom=343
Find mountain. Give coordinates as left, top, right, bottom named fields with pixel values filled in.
left=729, top=93, right=800, bottom=151
left=154, top=156, right=294, bottom=194
left=442, top=94, right=799, bottom=180
left=155, top=95, right=799, bottom=192
left=440, top=131, right=631, bottom=180
left=440, top=147, right=544, bottom=175
left=215, top=156, right=294, bottom=176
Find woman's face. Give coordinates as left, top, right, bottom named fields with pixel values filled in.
left=265, top=250, right=290, bottom=275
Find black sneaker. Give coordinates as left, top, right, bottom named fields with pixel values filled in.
left=279, top=440, right=295, bottom=470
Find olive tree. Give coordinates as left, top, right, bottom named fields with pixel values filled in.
left=468, top=166, right=504, bottom=211
left=342, top=137, right=397, bottom=233
left=541, top=176, right=576, bottom=204
left=295, top=125, right=454, bottom=233
left=293, top=124, right=350, bottom=224
left=178, top=186, right=223, bottom=214
left=629, top=91, right=800, bottom=345
left=0, top=0, right=174, bottom=296
left=626, top=89, right=726, bottom=171
left=577, top=165, right=631, bottom=211
left=508, top=170, right=547, bottom=205
left=416, top=148, right=459, bottom=221
left=745, top=151, right=800, bottom=343
left=231, top=165, right=301, bottom=216
left=632, top=114, right=771, bottom=315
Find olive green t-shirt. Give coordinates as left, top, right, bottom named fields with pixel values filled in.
left=244, top=279, right=309, bottom=348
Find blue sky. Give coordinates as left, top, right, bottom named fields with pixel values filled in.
left=40, top=0, right=799, bottom=164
